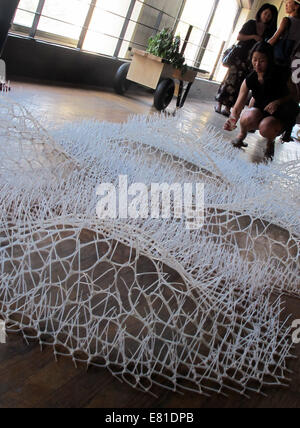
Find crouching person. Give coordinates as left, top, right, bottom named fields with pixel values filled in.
left=224, top=41, right=299, bottom=160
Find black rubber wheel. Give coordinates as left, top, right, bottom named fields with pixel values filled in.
left=114, top=63, right=131, bottom=95
left=154, top=79, right=175, bottom=111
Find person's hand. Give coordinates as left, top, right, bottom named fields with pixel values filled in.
left=264, top=100, right=280, bottom=115
left=254, top=35, right=263, bottom=42
left=224, top=117, right=238, bottom=131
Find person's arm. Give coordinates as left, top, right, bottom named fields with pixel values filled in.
left=268, top=17, right=289, bottom=45
left=237, top=33, right=262, bottom=43
left=264, top=95, right=291, bottom=115
left=237, top=20, right=261, bottom=43
left=224, top=80, right=250, bottom=131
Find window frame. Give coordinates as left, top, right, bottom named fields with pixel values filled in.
left=10, top=0, right=242, bottom=82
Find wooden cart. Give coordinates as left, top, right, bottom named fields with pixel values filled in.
left=114, top=49, right=202, bottom=111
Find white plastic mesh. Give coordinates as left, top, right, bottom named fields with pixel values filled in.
left=0, top=98, right=299, bottom=397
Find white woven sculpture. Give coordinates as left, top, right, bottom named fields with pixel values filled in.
left=0, top=97, right=299, bottom=397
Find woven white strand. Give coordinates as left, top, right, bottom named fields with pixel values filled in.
left=0, top=98, right=299, bottom=396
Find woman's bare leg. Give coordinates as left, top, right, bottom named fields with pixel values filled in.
left=259, top=117, right=284, bottom=160
left=234, top=108, right=263, bottom=147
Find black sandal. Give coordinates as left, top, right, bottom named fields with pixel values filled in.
left=222, top=109, right=231, bottom=118
left=232, top=139, right=248, bottom=148
left=280, top=131, right=294, bottom=143
left=264, top=141, right=275, bottom=161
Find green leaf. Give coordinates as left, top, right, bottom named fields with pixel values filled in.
left=146, top=28, right=187, bottom=72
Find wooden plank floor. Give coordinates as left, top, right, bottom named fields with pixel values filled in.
left=8, top=81, right=300, bottom=164
left=0, top=81, right=300, bottom=408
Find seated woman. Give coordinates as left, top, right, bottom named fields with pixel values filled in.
left=224, top=41, right=299, bottom=160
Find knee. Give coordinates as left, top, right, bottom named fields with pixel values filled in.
left=240, top=109, right=261, bottom=130
left=240, top=114, right=254, bottom=130
left=240, top=113, right=251, bottom=128
left=259, top=119, right=282, bottom=140
left=259, top=122, right=270, bottom=138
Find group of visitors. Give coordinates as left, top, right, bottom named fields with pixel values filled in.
left=216, top=0, right=300, bottom=160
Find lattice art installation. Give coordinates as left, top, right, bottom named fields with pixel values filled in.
left=0, top=97, right=299, bottom=397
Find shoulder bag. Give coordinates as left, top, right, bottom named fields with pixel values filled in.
left=222, top=45, right=245, bottom=67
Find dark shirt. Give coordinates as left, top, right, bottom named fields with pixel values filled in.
left=238, top=20, right=276, bottom=58
left=283, top=17, right=300, bottom=58
left=246, top=66, right=291, bottom=110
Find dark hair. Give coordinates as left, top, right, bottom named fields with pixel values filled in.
left=250, top=41, right=275, bottom=74
left=256, top=3, right=278, bottom=38
left=295, top=1, right=300, bottom=19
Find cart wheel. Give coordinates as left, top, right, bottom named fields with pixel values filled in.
left=114, top=63, right=131, bottom=95
left=154, top=79, right=175, bottom=111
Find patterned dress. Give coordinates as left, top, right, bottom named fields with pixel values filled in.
left=216, top=57, right=250, bottom=108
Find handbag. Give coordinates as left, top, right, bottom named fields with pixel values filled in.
left=222, top=45, right=245, bottom=67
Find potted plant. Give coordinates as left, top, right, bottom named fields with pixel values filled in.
left=147, top=28, right=187, bottom=75
left=113, top=29, right=197, bottom=111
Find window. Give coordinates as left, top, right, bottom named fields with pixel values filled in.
left=118, top=1, right=145, bottom=59
left=175, top=0, right=215, bottom=68
left=201, top=0, right=239, bottom=80
left=36, top=0, right=91, bottom=44
left=10, top=0, right=242, bottom=82
left=83, top=0, right=134, bottom=56
left=13, top=0, right=40, bottom=34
